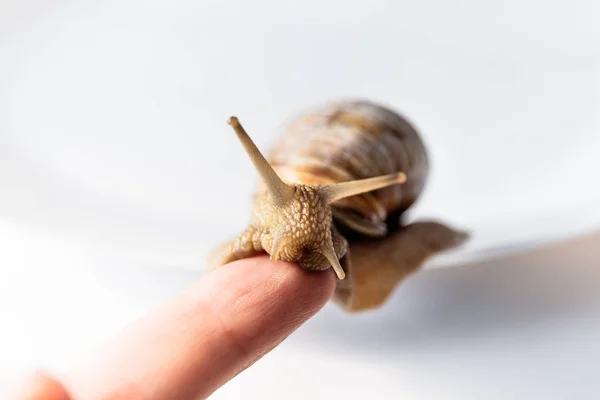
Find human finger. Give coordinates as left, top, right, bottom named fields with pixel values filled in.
left=61, top=256, right=335, bottom=400
left=9, top=370, right=71, bottom=400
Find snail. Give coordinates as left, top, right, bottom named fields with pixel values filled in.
left=209, top=100, right=469, bottom=313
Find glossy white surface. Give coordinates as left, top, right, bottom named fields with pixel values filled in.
left=1, top=0, right=599, bottom=269
left=1, top=1, right=600, bottom=399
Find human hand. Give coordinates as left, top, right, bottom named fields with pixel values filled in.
left=9, top=256, right=335, bottom=400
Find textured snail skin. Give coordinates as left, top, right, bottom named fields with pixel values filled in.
left=209, top=100, right=468, bottom=313
left=211, top=186, right=349, bottom=273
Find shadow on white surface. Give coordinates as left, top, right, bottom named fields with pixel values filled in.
left=213, top=231, right=600, bottom=399
left=306, top=230, right=600, bottom=352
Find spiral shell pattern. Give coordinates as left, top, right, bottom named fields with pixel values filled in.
left=263, top=100, right=430, bottom=237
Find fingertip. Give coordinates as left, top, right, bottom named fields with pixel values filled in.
left=9, top=370, right=71, bottom=400
left=217, top=255, right=336, bottom=313
left=174, top=256, right=337, bottom=397
left=61, top=256, right=338, bottom=400
left=283, top=258, right=337, bottom=308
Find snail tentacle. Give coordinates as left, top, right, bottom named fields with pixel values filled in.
left=319, top=172, right=406, bottom=204
left=318, top=241, right=346, bottom=280
left=228, top=116, right=294, bottom=206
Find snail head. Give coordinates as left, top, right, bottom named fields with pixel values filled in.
left=227, top=116, right=406, bottom=280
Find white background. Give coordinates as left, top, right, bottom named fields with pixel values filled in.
left=1, top=1, right=599, bottom=399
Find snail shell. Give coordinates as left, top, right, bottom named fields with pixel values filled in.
left=209, top=99, right=468, bottom=313
left=265, top=100, right=429, bottom=237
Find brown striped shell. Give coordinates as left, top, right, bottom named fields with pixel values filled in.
left=264, top=100, right=429, bottom=237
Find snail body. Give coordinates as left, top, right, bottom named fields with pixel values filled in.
left=209, top=100, right=468, bottom=313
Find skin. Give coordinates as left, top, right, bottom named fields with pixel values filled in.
left=6, top=256, right=335, bottom=400
left=212, top=186, right=349, bottom=274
